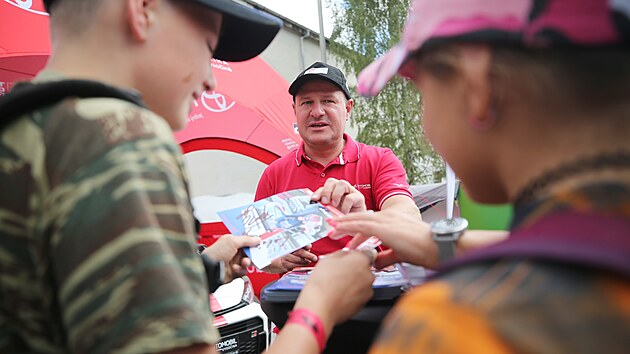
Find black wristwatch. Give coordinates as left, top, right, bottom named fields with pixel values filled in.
left=431, top=217, right=468, bottom=264
left=198, top=245, right=226, bottom=293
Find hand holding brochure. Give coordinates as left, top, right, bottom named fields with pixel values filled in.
left=217, top=189, right=343, bottom=269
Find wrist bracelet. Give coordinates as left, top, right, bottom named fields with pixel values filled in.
left=286, top=308, right=327, bottom=352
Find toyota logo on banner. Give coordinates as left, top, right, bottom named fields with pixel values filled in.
left=4, top=0, right=49, bottom=15
left=194, top=91, right=236, bottom=113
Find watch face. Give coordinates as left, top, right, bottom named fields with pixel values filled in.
left=431, top=217, right=468, bottom=235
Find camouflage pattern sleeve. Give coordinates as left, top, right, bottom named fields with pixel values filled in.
left=0, top=97, right=218, bottom=353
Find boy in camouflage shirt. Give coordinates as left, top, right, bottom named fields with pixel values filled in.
left=0, top=0, right=280, bottom=352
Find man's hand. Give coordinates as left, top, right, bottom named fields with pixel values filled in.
left=329, top=209, right=438, bottom=269
left=311, top=178, right=367, bottom=214
left=201, top=235, right=261, bottom=282
left=263, top=244, right=318, bottom=274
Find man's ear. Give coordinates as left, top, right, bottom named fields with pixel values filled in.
left=459, top=45, right=496, bottom=131
left=345, top=98, right=354, bottom=119
left=126, top=0, right=158, bottom=42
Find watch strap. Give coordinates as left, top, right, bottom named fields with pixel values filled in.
left=431, top=217, right=468, bottom=264
left=436, top=239, right=457, bottom=263
left=201, top=254, right=224, bottom=293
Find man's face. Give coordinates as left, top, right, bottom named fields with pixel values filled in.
left=293, top=80, right=353, bottom=151
left=140, top=1, right=222, bottom=131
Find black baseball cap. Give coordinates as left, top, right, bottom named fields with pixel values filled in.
left=42, top=0, right=282, bottom=62
left=289, top=62, right=351, bottom=99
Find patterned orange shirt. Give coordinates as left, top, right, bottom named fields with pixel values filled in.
left=370, top=180, right=630, bottom=354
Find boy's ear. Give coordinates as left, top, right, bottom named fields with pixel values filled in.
left=459, top=45, right=496, bottom=131
left=126, top=0, right=158, bottom=42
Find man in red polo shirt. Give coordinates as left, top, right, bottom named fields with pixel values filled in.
left=255, top=62, right=421, bottom=273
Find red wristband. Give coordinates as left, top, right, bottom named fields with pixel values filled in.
left=286, top=308, right=327, bottom=352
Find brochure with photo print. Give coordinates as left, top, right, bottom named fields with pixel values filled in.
left=218, top=189, right=343, bottom=269
left=267, top=266, right=410, bottom=292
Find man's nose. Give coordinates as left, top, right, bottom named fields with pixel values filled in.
left=310, top=102, right=325, bottom=117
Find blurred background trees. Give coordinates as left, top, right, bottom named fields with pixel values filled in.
left=327, top=0, right=445, bottom=184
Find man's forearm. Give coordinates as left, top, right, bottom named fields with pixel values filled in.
left=380, top=195, right=422, bottom=219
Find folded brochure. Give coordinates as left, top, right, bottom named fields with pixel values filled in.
left=217, top=189, right=343, bottom=269
left=266, top=267, right=409, bottom=291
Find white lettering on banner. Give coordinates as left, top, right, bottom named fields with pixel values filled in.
left=211, top=59, right=233, bottom=73
left=187, top=113, right=203, bottom=123
left=282, top=138, right=298, bottom=150
left=211, top=59, right=230, bottom=66
left=5, top=0, right=49, bottom=15
left=201, top=91, right=235, bottom=113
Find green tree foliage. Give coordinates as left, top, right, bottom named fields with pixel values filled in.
left=327, top=0, right=445, bottom=183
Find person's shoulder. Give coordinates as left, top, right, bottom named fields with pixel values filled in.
left=372, top=277, right=513, bottom=354
left=433, top=260, right=525, bottom=298
left=41, top=96, right=175, bottom=152
left=368, top=144, right=393, bottom=154
left=72, top=97, right=171, bottom=140
left=35, top=97, right=179, bottom=188
left=355, top=142, right=399, bottom=164
left=412, top=260, right=630, bottom=352
left=353, top=139, right=395, bottom=156
left=434, top=259, right=598, bottom=307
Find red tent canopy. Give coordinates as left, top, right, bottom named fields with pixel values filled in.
left=0, top=0, right=50, bottom=84
left=176, top=58, right=300, bottom=159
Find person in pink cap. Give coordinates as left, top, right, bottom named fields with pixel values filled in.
left=325, top=0, right=630, bottom=352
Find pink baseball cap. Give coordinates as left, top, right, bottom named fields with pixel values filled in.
left=357, top=0, right=630, bottom=97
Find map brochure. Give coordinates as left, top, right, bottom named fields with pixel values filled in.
left=217, top=189, right=343, bottom=269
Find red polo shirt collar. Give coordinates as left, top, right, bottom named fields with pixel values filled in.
left=294, top=133, right=361, bottom=167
